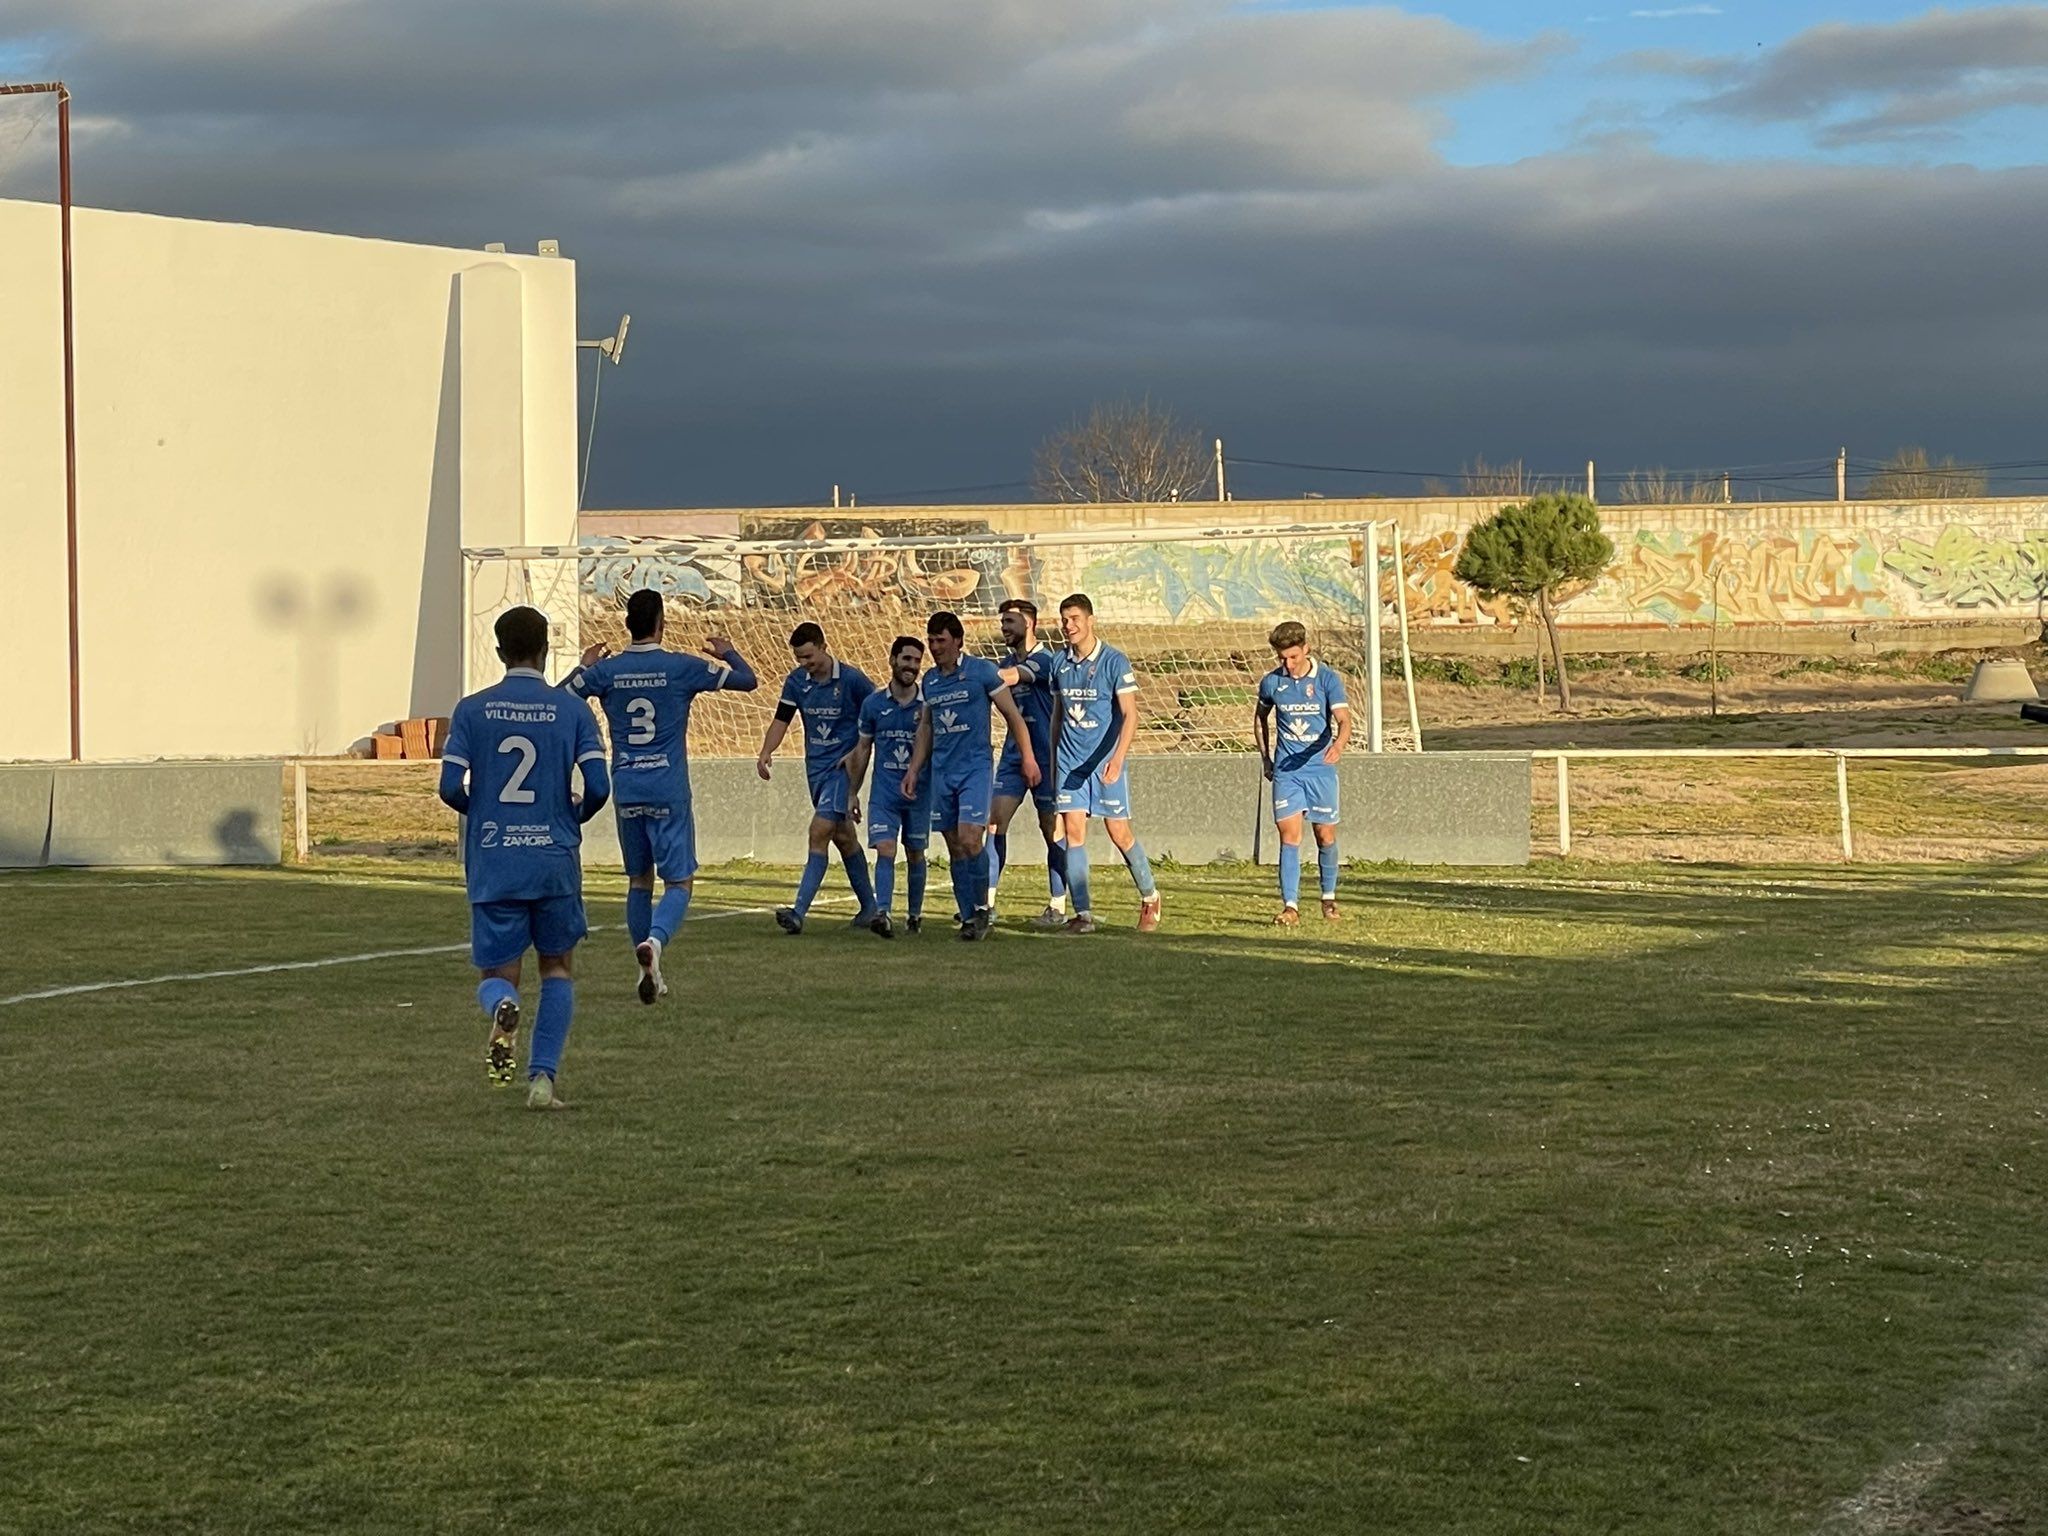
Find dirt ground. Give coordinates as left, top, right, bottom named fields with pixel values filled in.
left=1414, top=642, right=2047, bottom=752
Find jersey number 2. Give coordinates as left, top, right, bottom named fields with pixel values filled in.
left=625, top=697, right=657, bottom=746
left=498, top=736, right=538, bottom=803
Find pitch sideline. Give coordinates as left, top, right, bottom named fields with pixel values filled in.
left=0, top=900, right=843, bottom=1008
left=1814, top=1297, right=2048, bottom=1533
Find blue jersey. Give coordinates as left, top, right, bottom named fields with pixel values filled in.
left=1259, top=661, right=1351, bottom=773
left=778, top=661, right=875, bottom=772
left=858, top=685, right=926, bottom=791
left=444, top=670, right=607, bottom=904
left=567, top=642, right=752, bottom=809
left=1051, top=641, right=1137, bottom=772
left=919, top=656, right=1008, bottom=778
left=1001, top=643, right=1059, bottom=771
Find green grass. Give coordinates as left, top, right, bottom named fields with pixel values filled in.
left=5, top=861, right=2048, bottom=1533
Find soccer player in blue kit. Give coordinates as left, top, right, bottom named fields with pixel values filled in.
left=1049, top=593, right=1161, bottom=935
left=842, top=635, right=934, bottom=938
left=988, top=598, right=1069, bottom=927
left=901, top=610, right=1040, bottom=941
left=757, top=622, right=881, bottom=935
left=438, top=606, right=610, bottom=1111
left=566, top=588, right=757, bottom=1003
left=1254, top=620, right=1352, bottom=925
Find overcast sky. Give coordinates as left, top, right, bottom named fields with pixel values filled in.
left=4, top=1, right=2047, bottom=507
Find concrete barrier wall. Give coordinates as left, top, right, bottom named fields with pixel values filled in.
left=0, top=762, right=283, bottom=867
left=581, top=754, right=1530, bottom=869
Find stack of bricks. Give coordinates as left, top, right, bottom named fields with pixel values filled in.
left=371, top=718, right=451, bottom=760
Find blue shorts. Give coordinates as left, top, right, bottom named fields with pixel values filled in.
left=931, top=759, right=994, bottom=832
left=616, top=801, right=698, bottom=881
left=995, top=751, right=1058, bottom=813
left=806, top=763, right=852, bottom=822
left=471, top=895, right=588, bottom=969
left=1054, top=760, right=1133, bottom=820
left=1273, top=765, right=1340, bottom=826
left=867, top=787, right=933, bottom=850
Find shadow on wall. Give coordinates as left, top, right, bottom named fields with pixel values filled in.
left=0, top=772, right=54, bottom=867
left=253, top=572, right=375, bottom=756
left=207, top=807, right=273, bottom=866
left=412, top=276, right=463, bottom=719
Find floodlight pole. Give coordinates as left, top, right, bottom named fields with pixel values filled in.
left=2, top=81, right=78, bottom=759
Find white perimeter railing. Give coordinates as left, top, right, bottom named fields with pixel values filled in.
left=291, top=747, right=2048, bottom=865
left=1545, top=746, right=2048, bottom=861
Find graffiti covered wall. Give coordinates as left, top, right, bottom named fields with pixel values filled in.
left=580, top=498, right=2048, bottom=630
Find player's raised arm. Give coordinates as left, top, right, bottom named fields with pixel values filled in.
left=902, top=709, right=932, bottom=800
left=991, top=685, right=1040, bottom=787
left=564, top=643, right=612, bottom=695
left=703, top=634, right=759, bottom=692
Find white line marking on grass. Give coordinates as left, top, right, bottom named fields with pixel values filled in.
left=0, top=900, right=825, bottom=1008
left=0, top=878, right=218, bottom=890
left=1814, top=1301, right=2048, bottom=1534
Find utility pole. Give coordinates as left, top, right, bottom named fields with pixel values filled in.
left=1837, top=447, right=1847, bottom=504
left=2, top=80, right=79, bottom=759
left=1215, top=438, right=1227, bottom=503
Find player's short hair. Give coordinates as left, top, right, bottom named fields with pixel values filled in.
left=890, top=634, right=926, bottom=660
left=789, top=621, right=825, bottom=651
left=926, top=611, right=964, bottom=641
left=1268, top=620, right=1308, bottom=651
left=1058, top=592, right=1093, bottom=615
left=494, top=605, right=549, bottom=663
left=625, top=589, right=663, bottom=641
left=997, top=598, right=1038, bottom=621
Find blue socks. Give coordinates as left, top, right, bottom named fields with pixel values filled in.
left=477, top=976, right=519, bottom=1020
left=949, top=853, right=972, bottom=922
left=1049, top=837, right=1069, bottom=902
left=841, top=846, right=877, bottom=916
left=973, top=846, right=991, bottom=912
left=1067, top=844, right=1092, bottom=915
left=990, top=833, right=1008, bottom=904
left=907, top=856, right=927, bottom=920
left=651, top=884, right=691, bottom=945
left=626, top=887, right=653, bottom=946
left=1279, top=843, right=1302, bottom=907
left=529, top=976, right=573, bottom=1082
left=794, top=851, right=828, bottom=917
left=875, top=852, right=897, bottom=914
left=1318, top=840, right=1340, bottom=900
left=1122, top=841, right=1157, bottom=900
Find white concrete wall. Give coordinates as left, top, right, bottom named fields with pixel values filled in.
left=0, top=200, right=578, bottom=761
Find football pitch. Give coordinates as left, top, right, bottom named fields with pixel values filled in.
left=4, top=861, right=2047, bottom=1534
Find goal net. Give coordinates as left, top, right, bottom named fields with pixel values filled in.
left=464, top=520, right=1423, bottom=756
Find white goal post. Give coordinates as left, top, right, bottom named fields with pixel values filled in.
left=463, top=520, right=1423, bottom=757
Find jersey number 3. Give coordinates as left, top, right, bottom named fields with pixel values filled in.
left=498, top=736, right=538, bottom=803
left=625, top=697, right=657, bottom=746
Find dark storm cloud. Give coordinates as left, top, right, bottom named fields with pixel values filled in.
left=4, top=1, right=2046, bottom=504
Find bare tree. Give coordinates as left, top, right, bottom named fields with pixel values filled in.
left=1615, top=467, right=1724, bottom=505
left=1034, top=399, right=1212, bottom=503
left=1424, top=458, right=1567, bottom=498
left=1863, top=447, right=1988, bottom=501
